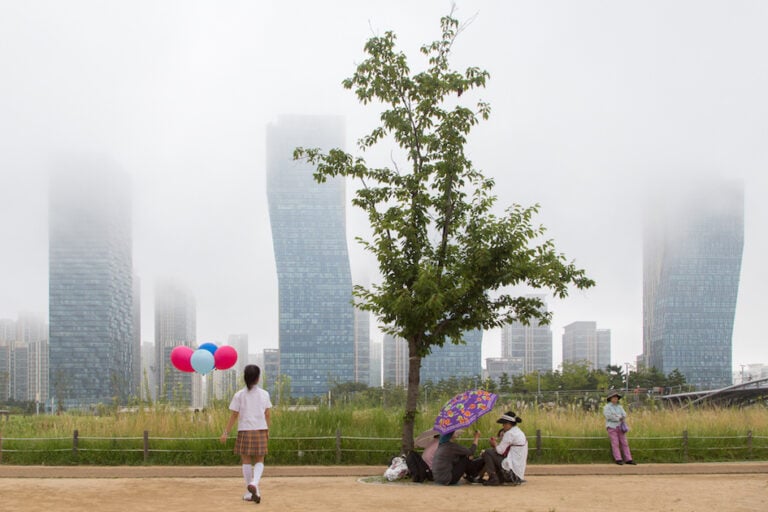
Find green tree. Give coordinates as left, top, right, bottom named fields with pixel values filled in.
left=560, top=361, right=592, bottom=390
left=295, top=14, right=594, bottom=452
left=497, top=372, right=512, bottom=394
left=665, top=368, right=687, bottom=388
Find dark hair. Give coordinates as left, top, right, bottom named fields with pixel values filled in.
left=244, top=365, right=261, bottom=390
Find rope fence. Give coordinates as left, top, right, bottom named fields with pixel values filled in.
left=0, top=429, right=766, bottom=465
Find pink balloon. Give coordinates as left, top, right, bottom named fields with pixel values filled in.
left=170, top=345, right=195, bottom=372
left=214, top=345, right=238, bottom=370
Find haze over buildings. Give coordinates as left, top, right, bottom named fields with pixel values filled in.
left=1, top=2, right=767, bottom=394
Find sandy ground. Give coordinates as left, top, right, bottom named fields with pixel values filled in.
left=1, top=463, right=767, bottom=512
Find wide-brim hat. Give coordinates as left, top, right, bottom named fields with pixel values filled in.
left=606, top=391, right=622, bottom=401
left=415, top=429, right=439, bottom=449
left=496, top=411, right=517, bottom=424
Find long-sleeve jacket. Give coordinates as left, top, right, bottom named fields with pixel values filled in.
left=431, top=440, right=477, bottom=485
left=603, top=402, right=627, bottom=429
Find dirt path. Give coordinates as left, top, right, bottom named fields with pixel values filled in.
left=1, top=463, right=766, bottom=512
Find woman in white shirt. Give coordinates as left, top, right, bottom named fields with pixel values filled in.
left=220, top=365, right=273, bottom=503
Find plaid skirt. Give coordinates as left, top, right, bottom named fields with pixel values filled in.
left=234, top=429, right=269, bottom=456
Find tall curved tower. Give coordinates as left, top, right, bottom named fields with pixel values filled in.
left=266, top=115, right=354, bottom=398
left=643, top=180, right=744, bottom=390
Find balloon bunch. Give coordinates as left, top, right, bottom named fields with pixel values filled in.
left=170, top=343, right=237, bottom=375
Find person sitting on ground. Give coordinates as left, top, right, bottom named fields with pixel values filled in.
left=431, top=429, right=481, bottom=485
left=480, top=411, right=519, bottom=486
left=464, top=428, right=504, bottom=484
left=500, top=414, right=528, bottom=485
left=406, top=432, right=438, bottom=482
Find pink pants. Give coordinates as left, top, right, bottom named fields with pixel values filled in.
left=607, top=427, right=633, bottom=462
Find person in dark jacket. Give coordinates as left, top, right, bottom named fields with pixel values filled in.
left=431, top=430, right=481, bottom=485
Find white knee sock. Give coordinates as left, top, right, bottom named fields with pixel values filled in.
left=242, top=464, right=253, bottom=487
left=251, top=462, right=264, bottom=490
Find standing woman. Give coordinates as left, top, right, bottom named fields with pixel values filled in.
left=603, top=391, right=636, bottom=465
left=220, top=364, right=273, bottom=503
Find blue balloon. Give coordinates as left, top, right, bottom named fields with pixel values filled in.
left=198, top=342, right=218, bottom=355
left=190, top=349, right=215, bottom=375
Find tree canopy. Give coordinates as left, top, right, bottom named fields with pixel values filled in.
left=295, top=14, right=594, bottom=452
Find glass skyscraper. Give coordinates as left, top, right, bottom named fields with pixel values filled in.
left=643, top=180, right=744, bottom=390
left=421, top=330, right=483, bottom=384
left=49, top=166, right=134, bottom=409
left=267, top=115, right=355, bottom=397
left=154, top=278, right=196, bottom=405
left=562, top=321, right=611, bottom=371
left=501, top=295, right=553, bottom=373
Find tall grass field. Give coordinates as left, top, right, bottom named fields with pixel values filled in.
left=0, top=402, right=766, bottom=465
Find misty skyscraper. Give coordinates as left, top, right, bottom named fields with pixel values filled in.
left=267, top=115, right=355, bottom=397
left=48, top=165, right=134, bottom=408
left=643, top=180, right=744, bottom=389
left=154, top=278, right=196, bottom=404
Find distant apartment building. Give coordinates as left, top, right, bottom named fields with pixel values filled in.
left=643, top=180, right=743, bottom=389
left=132, top=276, right=142, bottom=398
left=154, top=278, right=196, bottom=405
left=354, top=308, right=371, bottom=385
left=0, top=315, right=49, bottom=404
left=501, top=295, right=553, bottom=374
left=562, top=321, right=611, bottom=371
left=49, top=165, right=134, bottom=409
left=382, top=333, right=408, bottom=387
left=369, top=340, right=382, bottom=388
left=140, top=341, right=156, bottom=401
left=485, top=357, right=524, bottom=383
left=383, top=330, right=483, bottom=386
left=227, top=334, right=250, bottom=378
left=262, top=348, right=281, bottom=401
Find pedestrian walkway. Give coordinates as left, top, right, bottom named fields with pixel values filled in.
left=0, top=461, right=766, bottom=479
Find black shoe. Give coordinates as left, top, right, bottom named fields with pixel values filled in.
left=464, top=475, right=482, bottom=484
left=625, top=460, right=637, bottom=465
left=615, top=460, right=624, bottom=465
left=483, top=477, right=501, bottom=486
left=247, top=485, right=260, bottom=504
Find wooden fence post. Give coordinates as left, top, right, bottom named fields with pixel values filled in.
left=73, top=429, right=79, bottom=456
left=335, top=429, right=341, bottom=464
left=682, top=430, right=688, bottom=462
left=747, top=430, right=753, bottom=460
left=143, top=430, right=149, bottom=463
left=536, top=429, right=542, bottom=457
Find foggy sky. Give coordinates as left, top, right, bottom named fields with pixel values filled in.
left=1, top=1, right=767, bottom=371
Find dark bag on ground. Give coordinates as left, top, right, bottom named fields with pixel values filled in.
left=405, top=450, right=432, bottom=482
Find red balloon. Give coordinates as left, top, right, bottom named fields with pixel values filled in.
left=170, top=345, right=195, bottom=372
left=214, top=345, right=238, bottom=370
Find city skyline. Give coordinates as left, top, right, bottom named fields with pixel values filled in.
left=1, top=1, right=767, bottom=372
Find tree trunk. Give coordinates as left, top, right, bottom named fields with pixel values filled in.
left=401, top=340, right=423, bottom=454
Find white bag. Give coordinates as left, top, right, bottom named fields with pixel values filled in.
left=384, top=455, right=409, bottom=481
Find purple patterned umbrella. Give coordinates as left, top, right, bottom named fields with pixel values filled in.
left=434, top=389, right=498, bottom=434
